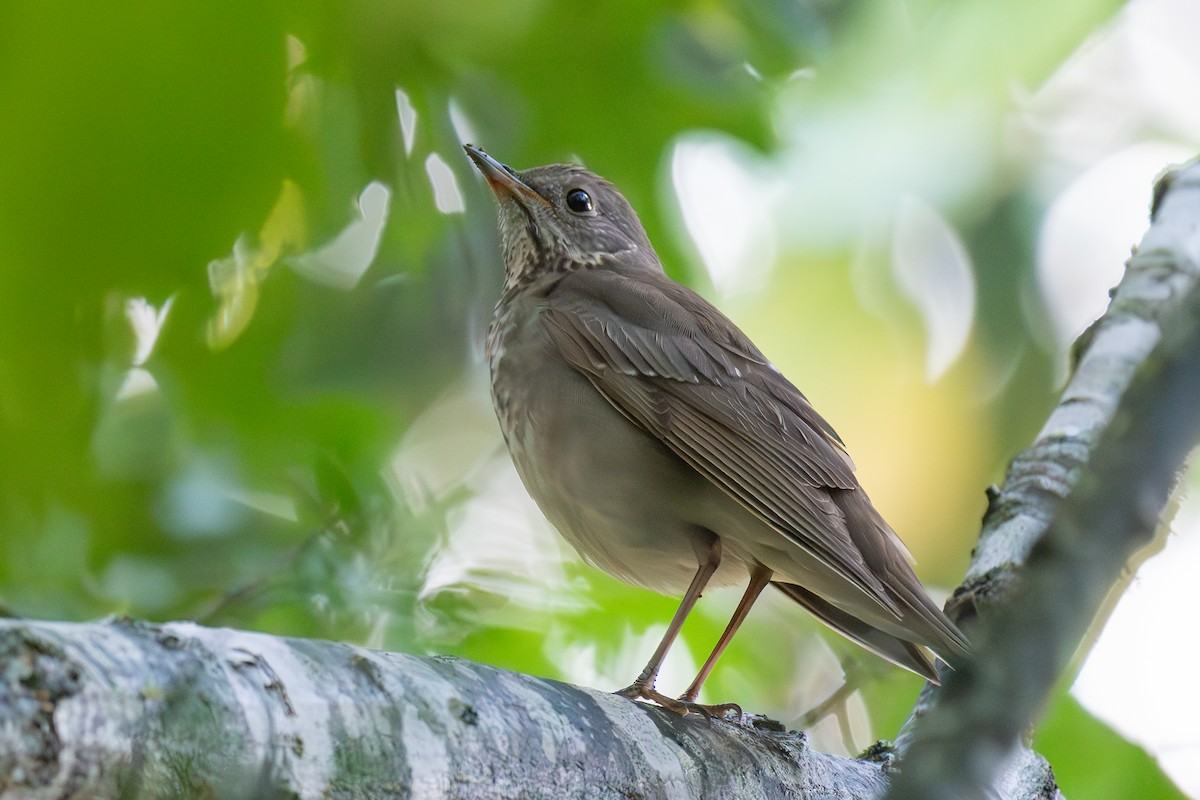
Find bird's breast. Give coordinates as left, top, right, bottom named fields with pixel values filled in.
left=486, top=297, right=746, bottom=594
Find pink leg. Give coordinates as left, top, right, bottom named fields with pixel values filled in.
left=616, top=536, right=722, bottom=700
left=679, top=563, right=773, bottom=703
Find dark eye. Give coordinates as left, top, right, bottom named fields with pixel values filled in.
left=565, top=188, right=593, bottom=214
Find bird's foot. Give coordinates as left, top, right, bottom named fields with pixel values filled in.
left=681, top=699, right=744, bottom=721
left=615, top=683, right=742, bottom=720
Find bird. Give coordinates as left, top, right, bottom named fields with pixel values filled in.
left=464, top=143, right=970, bottom=714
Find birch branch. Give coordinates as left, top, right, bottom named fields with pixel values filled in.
left=0, top=617, right=896, bottom=799
left=890, top=158, right=1200, bottom=800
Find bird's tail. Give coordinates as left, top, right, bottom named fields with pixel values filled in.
left=773, top=581, right=959, bottom=684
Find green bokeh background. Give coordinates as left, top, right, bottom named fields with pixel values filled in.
left=0, top=1, right=1190, bottom=796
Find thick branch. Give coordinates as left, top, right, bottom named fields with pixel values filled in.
left=890, top=159, right=1200, bottom=799
left=0, top=617, right=900, bottom=799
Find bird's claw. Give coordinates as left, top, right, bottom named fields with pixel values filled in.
left=615, top=683, right=743, bottom=720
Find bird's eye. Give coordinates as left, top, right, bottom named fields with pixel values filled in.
left=565, top=188, right=593, bottom=214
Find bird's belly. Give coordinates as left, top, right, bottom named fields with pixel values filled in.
left=496, top=357, right=745, bottom=595
left=492, top=335, right=876, bottom=609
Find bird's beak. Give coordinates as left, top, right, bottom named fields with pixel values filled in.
left=464, top=144, right=550, bottom=208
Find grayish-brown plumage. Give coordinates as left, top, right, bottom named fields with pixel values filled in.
left=465, top=144, right=969, bottom=713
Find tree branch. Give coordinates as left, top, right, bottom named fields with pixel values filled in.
left=0, top=617, right=900, bottom=799
left=889, top=158, right=1200, bottom=800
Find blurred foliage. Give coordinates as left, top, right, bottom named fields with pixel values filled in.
left=0, top=0, right=1192, bottom=795
left=1037, top=692, right=1189, bottom=800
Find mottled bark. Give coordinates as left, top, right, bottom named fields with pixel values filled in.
left=1, top=618, right=893, bottom=799
left=890, top=158, right=1200, bottom=799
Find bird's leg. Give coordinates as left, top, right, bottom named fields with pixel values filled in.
left=677, top=564, right=773, bottom=714
left=615, top=535, right=721, bottom=711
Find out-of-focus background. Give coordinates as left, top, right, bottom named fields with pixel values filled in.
left=1, top=1, right=1197, bottom=795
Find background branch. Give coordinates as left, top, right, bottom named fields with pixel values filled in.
left=889, top=158, right=1200, bottom=799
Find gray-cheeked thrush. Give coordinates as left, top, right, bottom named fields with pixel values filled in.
left=465, top=144, right=970, bottom=714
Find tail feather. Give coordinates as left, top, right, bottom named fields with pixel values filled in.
left=829, top=488, right=972, bottom=664
left=773, top=581, right=946, bottom=683
left=884, top=567, right=971, bottom=660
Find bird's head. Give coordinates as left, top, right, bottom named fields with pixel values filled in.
left=465, top=145, right=659, bottom=285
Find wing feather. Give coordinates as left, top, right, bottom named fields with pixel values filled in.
left=541, top=267, right=900, bottom=611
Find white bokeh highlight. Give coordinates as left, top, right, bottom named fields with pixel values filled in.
left=288, top=181, right=391, bottom=290
left=395, top=88, right=418, bottom=157
left=1073, top=489, right=1200, bottom=797
left=891, top=195, right=976, bottom=382
left=425, top=152, right=466, bottom=215
left=1037, top=141, right=1192, bottom=351
left=670, top=134, right=781, bottom=297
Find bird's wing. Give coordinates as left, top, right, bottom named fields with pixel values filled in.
left=540, top=266, right=897, bottom=610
